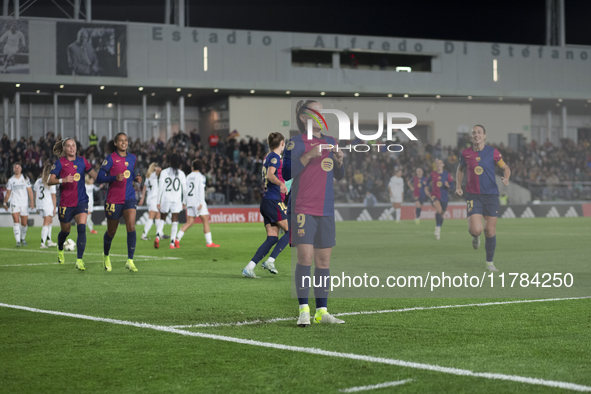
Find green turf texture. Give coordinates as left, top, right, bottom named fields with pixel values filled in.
left=0, top=217, right=589, bottom=393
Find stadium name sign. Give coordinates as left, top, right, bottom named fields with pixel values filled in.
left=308, top=110, right=416, bottom=152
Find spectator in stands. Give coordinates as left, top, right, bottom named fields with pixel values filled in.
left=209, top=131, right=220, bottom=153
left=88, top=129, right=98, bottom=149
left=363, top=191, right=378, bottom=207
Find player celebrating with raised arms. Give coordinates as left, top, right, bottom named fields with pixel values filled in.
left=96, top=132, right=141, bottom=272
left=175, top=158, right=219, bottom=248
left=3, top=162, right=34, bottom=246
left=456, top=125, right=510, bottom=272
left=138, top=162, right=163, bottom=241
left=48, top=138, right=98, bottom=269
left=34, top=164, right=57, bottom=248
left=407, top=168, right=427, bottom=224
left=242, top=132, right=288, bottom=278
left=425, top=159, right=454, bottom=240
left=283, top=100, right=345, bottom=326
left=388, top=168, right=404, bottom=222
left=155, top=154, right=186, bottom=249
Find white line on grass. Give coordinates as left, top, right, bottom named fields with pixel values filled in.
left=0, top=259, right=155, bottom=267
left=339, top=379, right=413, bottom=392
left=169, top=296, right=591, bottom=328
left=1, top=302, right=590, bottom=393
left=0, top=248, right=180, bottom=260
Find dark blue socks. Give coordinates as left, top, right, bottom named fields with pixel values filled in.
left=436, top=213, right=443, bottom=227
left=58, top=231, right=69, bottom=251
left=104, top=232, right=113, bottom=256
left=295, top=263, right=311, bottom=305
left=251, top=236, right=278, bottom=264
left=127, top=231, right=136, bottom=259
left=76, top=224, right=86, bottom=259
left=270, top=231, right=289, bottom=259
left=485, top=235, right=497, bottom=262
left=314, top=268, right=330, bottom=309
left=416, top=207, right=421, bottom=219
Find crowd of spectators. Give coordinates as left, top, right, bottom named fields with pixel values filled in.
left=1, top=130, right=590, bottom=206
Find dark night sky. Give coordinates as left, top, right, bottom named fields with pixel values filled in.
left=14, top=0, right=591, bottom=46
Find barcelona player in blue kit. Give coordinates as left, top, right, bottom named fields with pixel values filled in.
left=242, top=132, right=289, bottom=278
left=283, top=100, right=345, bottom=326
left=456, top=125, right=510, bottom=272
left=48, top=138, right=98, bottom=270
left=96, top=133, right=142, bottom=272
left=426, top=159, right=454, bottom=240
left=407, top=168, right=427, bottom=224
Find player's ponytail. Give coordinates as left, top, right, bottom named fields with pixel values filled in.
left=105, top=132, right=126, bottom=155
left=170, top=153, right=181, bottom=177
left=295, top=99, right=319, bottom=134
left=42, top=164, right=52, bottom=187
left=146, top=162, right=158, bottom=179
left=267, top=132, right=285, bottom=150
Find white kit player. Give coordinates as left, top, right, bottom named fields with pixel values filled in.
left=388, top=168, right=404, bottom=222
left=175, top=159, right=220, bottom=248
left=85, top=174, right=99, bottom=234
left=139, top=163, right=162, bottom=241
left=34, top=164, right=58, bottom=248
left=3, top=162, right=34, bottom=246
left=155, top=154, right=186, bottom=249
left=0, top=24, right=25, bottom=73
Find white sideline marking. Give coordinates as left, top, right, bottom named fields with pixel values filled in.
left=339, top=379, right=413, bottom=392
left=0, top=259, right=154, bottom=267
left=1, top=303, right=590, bottom=393
left=0, top=248, right=180, bottom=260
left=169, top=296, right=591, bottom=328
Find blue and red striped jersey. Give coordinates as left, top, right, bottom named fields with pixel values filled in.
left=412, top=176, right=428, bottom=199
left=50, top=156, right=92, bottom=207
left=97, top=152, right=137, bottom=204
left=459, top=145, right=505, bottom=195
left=262, top=151, right=282, bottom=201
left=427, top=170, right=453, bottom=202
left=283, top=133, right=344, bottom=216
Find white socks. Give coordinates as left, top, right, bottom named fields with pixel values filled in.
left=20, top=225, right=27, bottom=241
left=87, top=219, right=94, bottom=231
left=177, top=230, right=185, bottom=241
left=13, top=223, right=20, bottom=243
left=155, top=219, right=165, bottom=238
left=143, top=219, right=154, bottom=236
left=204, top=232, right=212, bottom=244
left=246, top=261, right=256, bottom=270
left=41, top=226, right=49, bottom=244
left=170, top=222, right=179, bottom=243
left=396, top=209, right=401, bottom=221
left=47, top=225, right=52, bottom=242
left=266, top=257, right=275, bottom=264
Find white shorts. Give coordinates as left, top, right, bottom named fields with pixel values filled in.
left=390, top=196, right=403, bottom=204
left=3, top=44, right=18, bottom=56
left=187, top=203, right=209, bottom=217
left=10, top=204, right=29, bottom=214
left=159, top=200, right=183, bottom=214
left=147, top=198, right=158, bottom=212
left=37, top=208, right=54, bottom=217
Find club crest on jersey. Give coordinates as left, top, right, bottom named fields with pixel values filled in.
left=125, top=162, right=129, bottom=166
left=474, top=166, right=484, bottom=175
left=123, top=170, right=131, bottom=179
left=271, top=158, right=277, bottom=164
left=73, top=173, right=81, bottom=181
left=103, top=160, right=108, bottom=166
left=298, top=229, right=305, bottom=237
left=321, top=158, right=333, bottom=172
left=51, top=165, right=56, bottom=170
left=437, top=181, right=443, bottom=187
left=476, top=157, right=481, bottom=162
left=73, top=165, right=77, bottom=169
left=286, top=140, right=295, bottom=151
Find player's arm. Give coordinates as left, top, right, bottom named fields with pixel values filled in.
left=51, top=188, right=57, bottom=215
left=157, top=172, right=165, bottom=206
left=455, top=164, right=465, bottom=196
left=332, top=147, right=345, bottom=180
left=267, top=166, right=288, bottom=195
left=199, top=180, right=206, bottom=210
left=138, top=184, right=147, bottom=206
left=500, top=163, right=511, bottom=186
left=181, top=173, right=187, bottom=209
left=27, top=186, right=34, bottom=209
left=3, top=189, right=11, bottom=210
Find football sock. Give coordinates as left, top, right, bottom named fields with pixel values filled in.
left=295, top=263, right=311, bottom=305
left=251, top=236, right=278, bottom=264
left=143, top=219, right=153, bottom=236
left=395, top=209, right=401, bottom=221
left=47, top=225, right=53, bottom=242
left=127, top=230, right=136, bottom=259
left=170, top=222, right=178, bottom=243
left=13, top=223, right=20, bottom=243
left=436, top=213, right=442, bottom=226
left=177, top=230, right=185, bottom=241
left=266, top=257, right=275, bottom=264
left=20, top=225, right=27, bottom=241
left=314, top=268, right=330, bottom=309
left=76, top=224, right=86, bottom=259
left=103, top=232, right=113, bottom=255
left=269, top=231, right=289, bottom=259
left=155, top=219, right=164, bottom=237
left=87, top=218, right=94, bottom=231
left=58, top=231, right=69, bottom=251
left=41, top=225, right=49, bottom=244
left=415, top=207, right=421, bottom=219
left=245, top=261, right=256, bottom=270
left=485, top=235, right=497, bottom=262
left=204, top=232, right=213, bottom=244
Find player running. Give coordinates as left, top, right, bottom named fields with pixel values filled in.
left=175, top=159, right=220, bottom=248
left=407, top=168, right=427, bottom=224
left=139, top=162, right=163, bottom=241
left=33, top=164, right=57, bottom=248
left=456, top=125, right=510, bottom=272
left=48, top=138, right=98, bottom=270
left=425, top=159, right=453, bottom=240
left=284, top=99, right=345, bottom=326
left=388, top=168, right=404, bottom=222
left=155, top=154, right=186, bottom=249
left=3, top=162, right=34, bottom=246
left=97, top=132, right=142, bottom=272
left=0, top=23, right=26, bottom=73
left=84, top=174, right=99, bottom=234
left=242, top=132, right=289, bottom=278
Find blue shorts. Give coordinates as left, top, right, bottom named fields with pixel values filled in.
left=290, top=213, right=336, bottom=248
left=466, top=193, right=499, bottom=217
left=414, top=196, right=427, bottom=205
left=429, top=196, right=448, bottom=212
left=105, top=200, right=137, bottom=221
left=58, top=203, right=88, bottom=223
left=260, top=199, right=287, bottom=225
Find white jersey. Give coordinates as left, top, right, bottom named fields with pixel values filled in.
left=85, top=184, right=96, bottom=207
left=33, top=179, right=56, bottom=210
left=157, top=167, right=187, bottom=205
left=1, top=30, right=25, bottom=51
left=6, top=175, right=31, bottom=206
left=388, top=176, right=404, bottom=195
left=186, top=171, right=206, bottom=208
left=145, top=172, right=159, bottom=201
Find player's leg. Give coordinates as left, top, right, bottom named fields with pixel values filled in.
left=201, top=215, right=219, bottom=247
left=394, top=202, right=402, bottom=222
left=466, top=194, right=484, bottom=249
left=20, top=214, right=28, bottom=245
left=73, top=212, right=88, bottom=271
left=103, top=218, right=119, bottom=272
left=142, top=210, right=155, bottom=240
left=87, top=209, right=97, bottom=233
left=11, top=211, right=21, bottom=246
left=40, top=215, right=49, bottom=247
left=57, top=219, right=71, bottom=264
left=243, top=223, right=279, bottom=277
left=170, top=212, right=180, bottom=249
left=433, top=200, right=442, bottom=240
left=177, top=214, right=194, bottom=245
left=263, top=219, right=289, bottom=274
left=122, top=207, right=138, bottom=272
left=483, top=216, right=498, bottom=271
left=155, top=211, right=167, bottom=248
left=295, top=243, right=314, bottom=327
left=414, top=199, right=422, bottom=223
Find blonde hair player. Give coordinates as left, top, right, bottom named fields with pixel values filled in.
left=139, top=162, right=163, bottom=241
left=33, top=164, right=58, bottom=248
left=3, top=162, right=34, bottom=247
left=388, top=168, right=404, bottom=222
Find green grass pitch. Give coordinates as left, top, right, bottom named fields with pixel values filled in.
left=0, top=217, right=590, bottom=393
